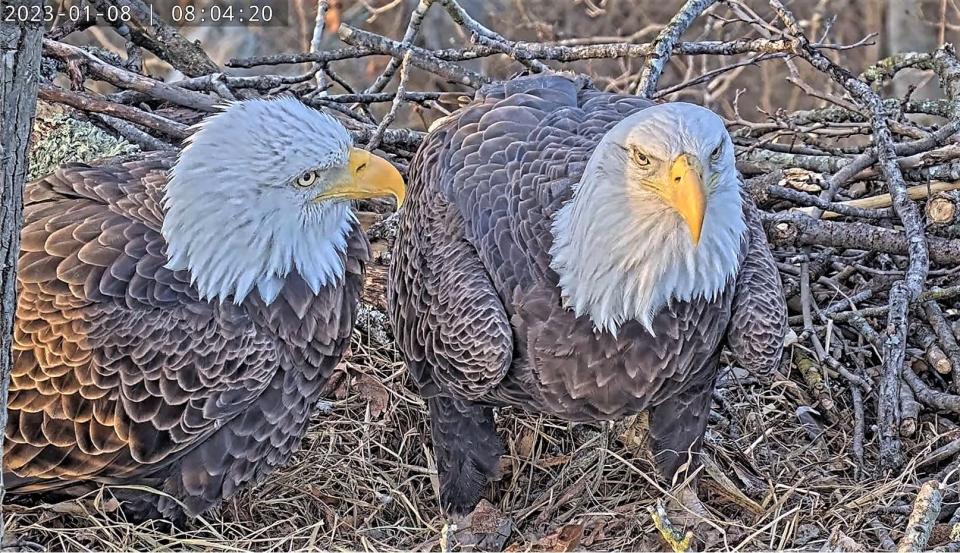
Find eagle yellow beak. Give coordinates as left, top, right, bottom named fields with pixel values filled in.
left=313, top=148, right=406, bottom=207
left=665, top=153, right=706, bottom=245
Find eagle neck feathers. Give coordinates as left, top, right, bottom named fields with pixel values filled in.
left=162, top=197, right=355, bottom=306
left=548, top=165, right=747, bottom=336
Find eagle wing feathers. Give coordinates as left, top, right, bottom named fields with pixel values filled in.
left=389, top=74, right=786, bottom=515
left=11, top=155, right=275, bottom=474
left=725, top=195, right=788, bottom=375
left=8, top=155, right=307, bottom=518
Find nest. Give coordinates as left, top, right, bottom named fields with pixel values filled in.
left=12, top=0, right=960, bottom=550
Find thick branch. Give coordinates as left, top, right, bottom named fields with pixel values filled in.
left=634, top=0, right=718, bottom=97
left=897, top=480, right=943, bottom=552
left=42, top=39, right=218, bottom=112
left=95, top=0, right=219, bottom=76
left=227, top=38, right=796, bottom=68
left=764, top=212, right=960, bottom=265
left=38, top=84, right=190, bottom=140
left=921, top=301, right=960, bottom=392
left=0, top=0, right=44, bottom=541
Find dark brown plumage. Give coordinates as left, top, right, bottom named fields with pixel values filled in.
left=388, top=74, right=786, bottom=516
left=6, top=153, right=368, bottom=522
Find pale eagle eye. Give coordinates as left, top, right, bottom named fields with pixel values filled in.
left=710, top=142, right=724, bottom=163
left=630, top=147, right=650, bottom=167
left=296, top=171, right=318, bottom=187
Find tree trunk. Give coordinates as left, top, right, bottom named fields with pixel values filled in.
left=0, top=0, right=43, bottom=540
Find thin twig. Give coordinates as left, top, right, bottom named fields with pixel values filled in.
left=440, top=0, right=549, bottom=73
left=367, top=51, right=412, bottom=152
left=634, top=0, right=718, bottom=97
left=338, top=24, right=489, bottom=88
left=312, top=0, right=330, bottom=91
left=366, top=0, right=435, bottom=94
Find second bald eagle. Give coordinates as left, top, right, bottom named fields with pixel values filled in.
left=388, top=74, right=786, bottom=515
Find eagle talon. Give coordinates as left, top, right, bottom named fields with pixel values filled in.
left=649, top=500, right=694, bottom=553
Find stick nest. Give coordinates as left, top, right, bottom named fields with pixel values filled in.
left=16, top=0, right=960, bottom=550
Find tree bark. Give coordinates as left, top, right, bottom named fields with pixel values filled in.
left=0, top=0, right=43, bottom=540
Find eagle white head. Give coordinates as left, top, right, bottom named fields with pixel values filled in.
left=161, top=98, right=405, bottom=305
left=549, top=102, right=746, bottom=335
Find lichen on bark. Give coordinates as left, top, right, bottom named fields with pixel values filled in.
left=29, top=102, right=139, bottom=181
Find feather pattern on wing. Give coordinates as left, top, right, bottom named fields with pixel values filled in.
left=388, top=74, right=785, bottom=515
left=7, top=153, right=367, bottom=520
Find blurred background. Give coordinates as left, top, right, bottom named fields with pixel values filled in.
left=55, top=0, right=960, bottom=127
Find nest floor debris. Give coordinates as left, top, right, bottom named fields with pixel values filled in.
left=12, top=0, right=960, bottom=550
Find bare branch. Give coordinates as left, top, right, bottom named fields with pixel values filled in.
left=634, top=0, right=718, bottom=97
left=439, top=0, right=549, bottom=73
left=365, top=0, right=435, bottom=94
left=367, top=51, right=412, bottom=152
left=338, top=24, right=489, bottom=88
left=42, top=39, right=218, bottom=112
left=38, top=83, right=190, bottom=140
left=311, top=0, right=330, bottom=90
left=94, top=0, right=219, bottom=77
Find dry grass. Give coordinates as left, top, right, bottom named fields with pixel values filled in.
left=19, top=1, right=960, bottom=549
left=6, top=329, right=957, bottom=551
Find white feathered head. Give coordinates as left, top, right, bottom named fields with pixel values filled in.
left=550, top=102, right=746, bottom=334
left=162, top=98, right=405, bottom=305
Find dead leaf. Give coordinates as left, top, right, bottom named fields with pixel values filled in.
left=455, top=500, right=513, bottom=552
left=355, top=373, right=389, bottom=418
left=497, top=456, right=514, bottom=478
left=95, top=497, right=120, bottom=514
left=581, top=518, right=607, bottom=546
left=819, top=528, right=865, bottom=552
left=929, top=523, right=956, bottom=548
left=516, top=428, right=536, bottom=458
left=507, top=523, right=584, bottom=552
left=467, top=500, right=509, bottom=534
left=320, top=362, right=350, bottom=400
left=616, top=413, right=649, bottom=454
left=538, top=454, right=572, bottom=468
left=49, top=501, right=88, bottom=516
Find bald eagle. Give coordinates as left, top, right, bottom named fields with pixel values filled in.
left=7, top=98, right=405, bottom=521
left=388, top=75, right=786, bottom=520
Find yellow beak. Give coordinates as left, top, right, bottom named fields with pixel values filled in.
left=666, top=153, right=707, bottom=245
left=313, top=148, right=406, bottom=207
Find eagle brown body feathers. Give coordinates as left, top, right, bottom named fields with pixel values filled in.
left=388, top=74, right=786, bottom=515
left=7, top=153, right=368, bottom=521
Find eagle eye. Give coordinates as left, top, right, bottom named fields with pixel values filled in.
left=710, top=142, right=724, bottom=163
left=296, top=171, right=319, bottom=187
left=630, top=147, right=650, bottom=167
